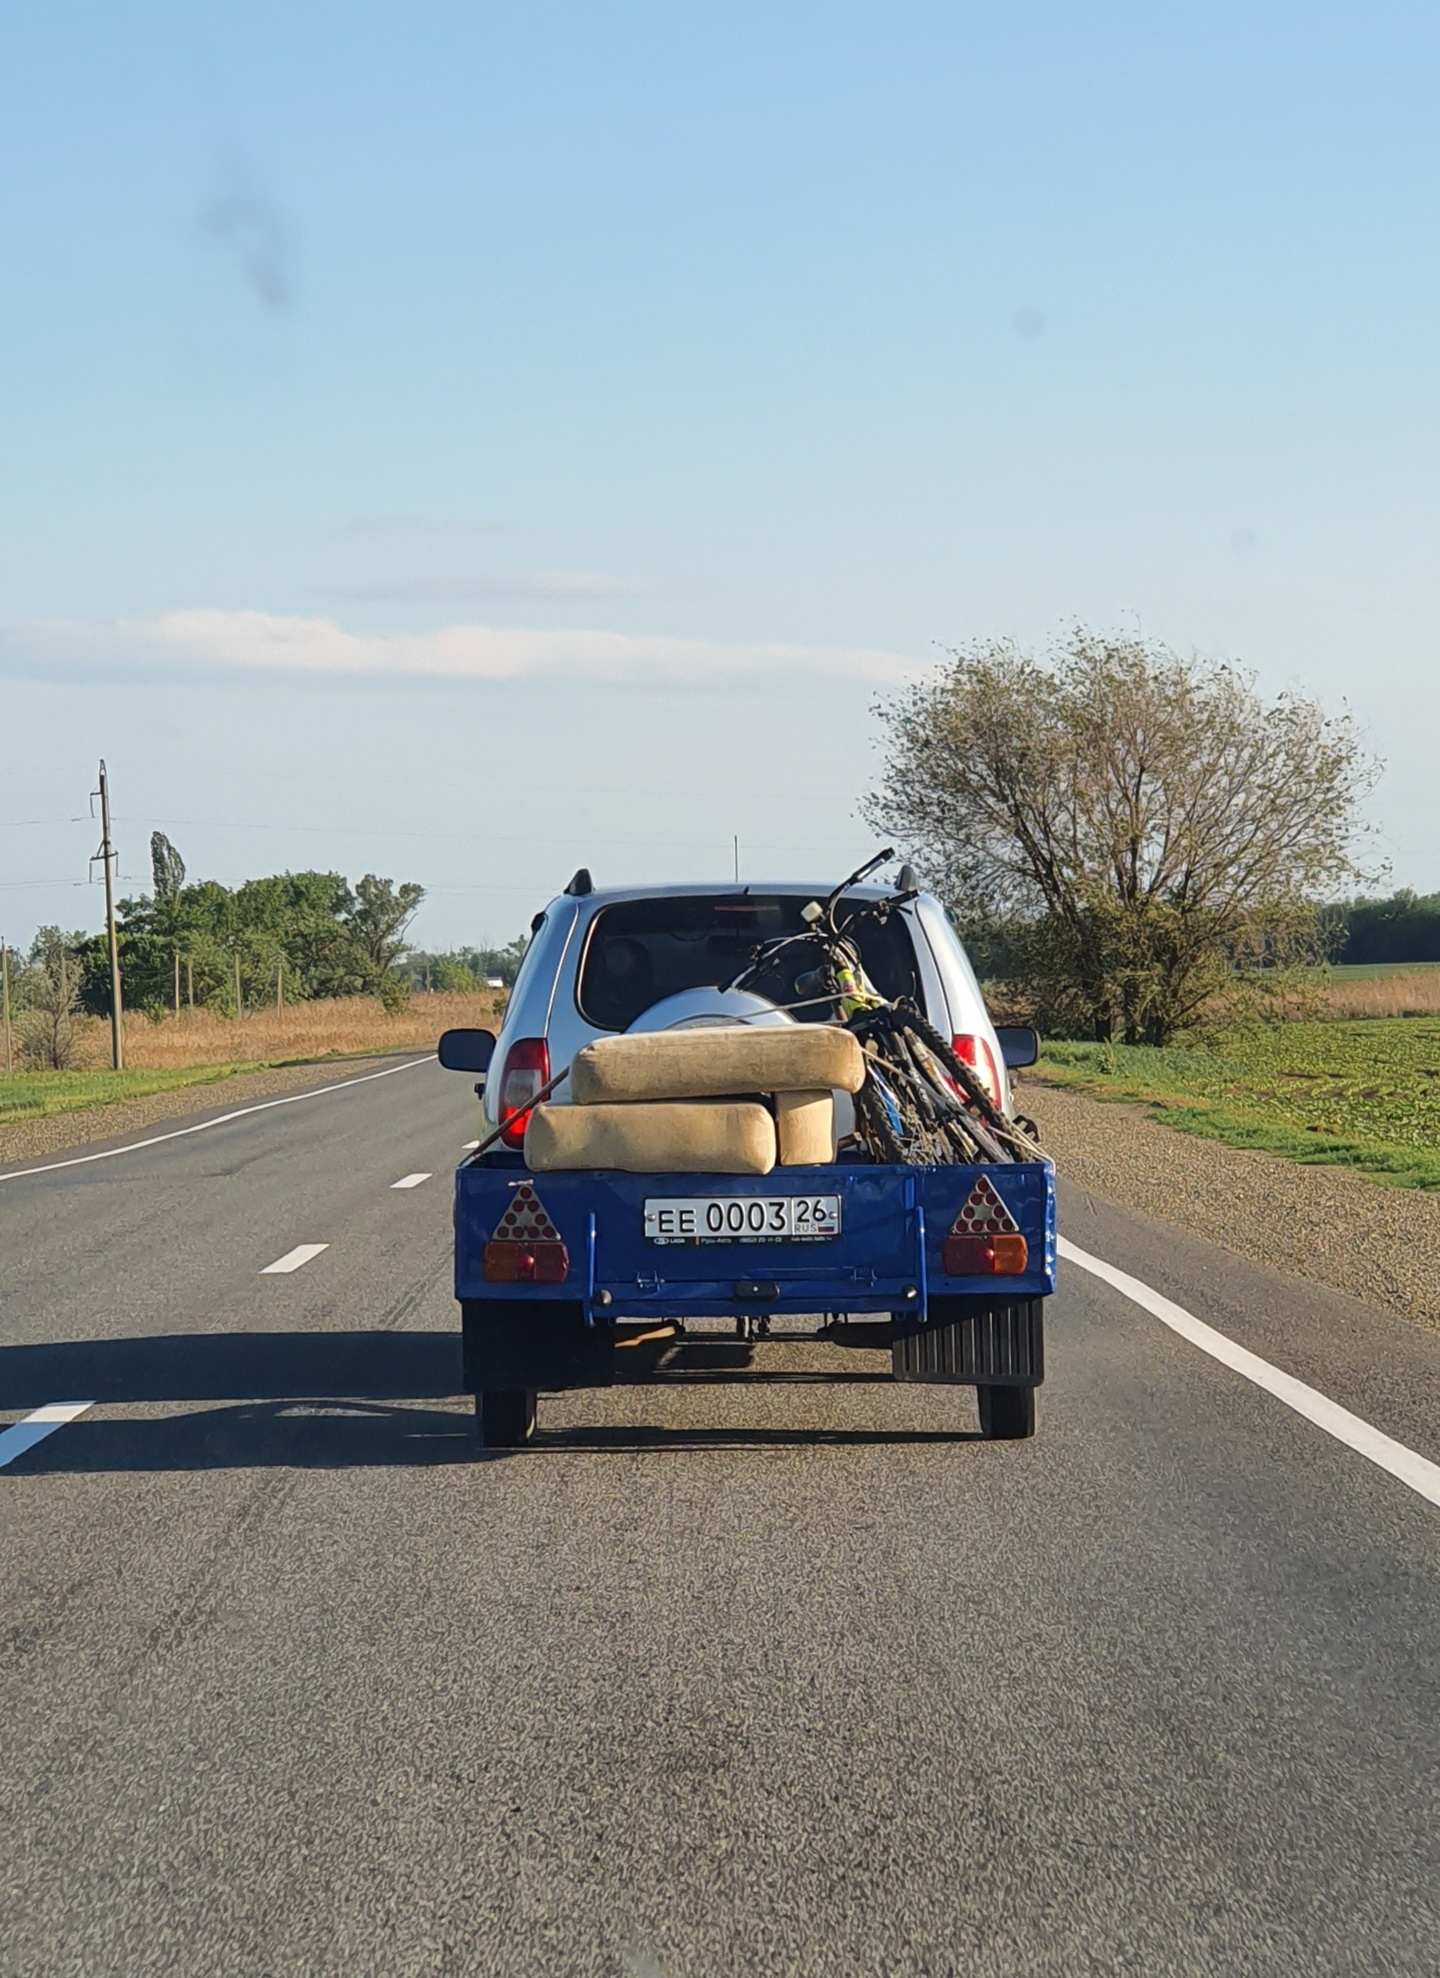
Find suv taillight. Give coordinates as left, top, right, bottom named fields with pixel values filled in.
left=952, top=1034, right=1001, bottom=1106
left=498, top=1037, right=550, bottom=1150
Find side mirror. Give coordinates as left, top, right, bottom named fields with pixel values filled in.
left=437, top=1028, right=498, bottom=1073
left=995, top=1025, right=1039, bottom=1069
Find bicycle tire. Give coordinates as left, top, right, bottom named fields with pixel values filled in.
left=860, top=1038, right=973, bottom=1166
left=895, top=1027, right=1007, bottom=1162
left=854, top=1069, right=908, bottom=1164
left=899, top=1011, right=1045, bottom=1161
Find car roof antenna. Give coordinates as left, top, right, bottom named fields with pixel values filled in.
left=896, top=863, right=918, bottom=892
left=565, top=867, right=594, bottom=897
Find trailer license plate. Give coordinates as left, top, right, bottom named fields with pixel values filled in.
left=644, top=1195, right=842, bottom=1244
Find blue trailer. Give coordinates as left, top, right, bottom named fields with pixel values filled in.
left=452, top=1144, right=1058, bottom=1445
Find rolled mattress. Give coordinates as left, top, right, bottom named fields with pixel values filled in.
left=570, top=1023, right=865, bottom=1105
left=525, top=1100, right=777, bottom=1175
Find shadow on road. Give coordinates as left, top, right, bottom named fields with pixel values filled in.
left=1, top=1330, right=462, bottom=1410
left=9, top=1409, right=978, bottom=1473
left=1, top=1330, right=980, bottom=1472
left=0, top=1330, right=471, bottom=1473
left=9, top=1399, right=477, bottom=1473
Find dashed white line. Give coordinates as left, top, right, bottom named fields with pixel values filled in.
left=1060, top=1236, right=1440, bottom=1510
left=261, top=1243, right=329, bottom=1275
left=0, top=1402, right=94, bottom=1472
left=461, top=1141, right=480, bottom=1151
left=0, top=1056, right=433, bottom=1185
left=391, top=1172, right=432, bottom=1190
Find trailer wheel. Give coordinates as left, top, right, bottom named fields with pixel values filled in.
left=977, top=1385, right=1035, bottom=1441
left=477, top=1388, right=537, bottom=1448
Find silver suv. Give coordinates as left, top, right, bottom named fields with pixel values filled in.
left=481, top=871, right=1016, bottom=1150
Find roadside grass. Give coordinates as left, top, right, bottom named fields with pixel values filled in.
left=1034, top=1019, right=1440, bottom=1190
left=0, top=989, right=504, bottom=1126
left=0, top=1063, right=275, bottom=1127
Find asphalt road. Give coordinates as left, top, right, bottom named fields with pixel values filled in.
left=4, top=1056, right=1440, bottom=1977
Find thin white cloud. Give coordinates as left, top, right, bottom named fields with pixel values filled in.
left=21, top=609, right=921, bottom=689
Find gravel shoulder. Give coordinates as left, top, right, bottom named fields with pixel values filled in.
left=0, top=1054, right=427, bottom=1173
left=1023, top=1078, right=1440, bottom=1332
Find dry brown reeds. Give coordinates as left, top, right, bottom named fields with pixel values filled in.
left=982, top=965, right=1440, bottom=1032
left=61, top=990, right=505, bottom=1071
left=1311, top=969, right=1440, bottom=1021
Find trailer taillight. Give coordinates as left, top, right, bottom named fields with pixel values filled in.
left=952, top=1033, right=1001, bottom=1105
left=941, top=1232, right=1028, bottom=1275
left=483, top=1239, right=569, bottom=1283
left=497, top=1037, right=550, bottom=1150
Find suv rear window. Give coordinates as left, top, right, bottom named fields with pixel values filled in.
left=576, top=893, right=920, bottom=1032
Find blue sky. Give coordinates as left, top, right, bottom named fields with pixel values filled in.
left=3, top=0, right=1436, bottom=949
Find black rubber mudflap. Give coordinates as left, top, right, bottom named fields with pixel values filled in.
left=891, top=1296, right=1044, bottom=1385
left=462, top=1300, right=614, bottom=1393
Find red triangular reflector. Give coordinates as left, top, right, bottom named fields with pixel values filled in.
left=950, top=1174, right=1019, bottom=1237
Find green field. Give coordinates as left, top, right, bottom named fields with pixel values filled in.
left=1037, top=1019, right=1440, bottom=1189
left=0, top=1063, right=267, bottom=1128
left=1325, top=960, right=1440, bottom=980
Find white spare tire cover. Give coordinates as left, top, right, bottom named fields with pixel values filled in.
left=625, top=988, right=795, bottom=1033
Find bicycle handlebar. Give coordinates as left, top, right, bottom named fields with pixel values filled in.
left=823, top=847, right=895, bottom=918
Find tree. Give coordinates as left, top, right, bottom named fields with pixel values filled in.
left=1335, top=889, right=1440, bottom=966
left=68, top=861, right=428, bottom=1019
left=866, top=629, right=1377, bottom=1043
left=344, top=875, right=425, bottom=1006
left=18, top=928, right=85, bottom=1068
left=431, top=955, right=479, bottom=992
left=150, top=832, right=186, bottom=902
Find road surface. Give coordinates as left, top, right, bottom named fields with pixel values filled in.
left=3, top=1056, right=1440, bottom=1976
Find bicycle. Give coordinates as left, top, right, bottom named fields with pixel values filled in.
left=724, top=850, right=1043, bottom=1167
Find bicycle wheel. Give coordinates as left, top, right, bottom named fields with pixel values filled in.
left=864, top=1049, right=959, bottom=1165
left=898, top=1011, right=1044, bottom=1162
left=853, top=1067, right=909, bottom=1163
left=899, top=1029, right=1010, bottom=1163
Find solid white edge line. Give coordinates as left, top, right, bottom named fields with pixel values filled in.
left=0, top=1056, right=434, bottom=1184
left=1059, top=1235, right=1440, bottom=1510
left=260, top=1242, right=330, bottom=1275
left=0, top=1402, right=94, bottom=1471
left=390, top=1172, right=432, bottom=1189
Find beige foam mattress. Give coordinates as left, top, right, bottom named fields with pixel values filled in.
left=525, top=1100, right=777, bottom=1175
left=775, top=1090, right=835, bottom=1165
left=570, top=1023, right=865, bottom=1105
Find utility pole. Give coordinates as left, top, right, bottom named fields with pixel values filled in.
left=187, top=957, right=194, bottom=1012
left=174, top=948, right=181, bottom=1016
left=1, top=938, right=11, bottom=1075
left=233, top=951, right=243, bottom=1018
left=733, top=835, right=740, bottom=883
left=276, top=958, right=284, bottom=1013
left=91, top=760, right=124, bottom=1071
